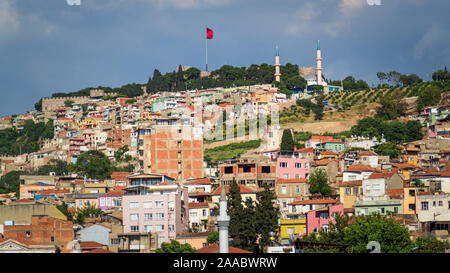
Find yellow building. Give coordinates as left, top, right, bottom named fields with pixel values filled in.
left=338, top=180, right=363, bottom=209
left=279, top=218, right=307, bottom=243
left=392, top=163, right=417, bottom=181
left=402, top=146, right=419, bottom=166
left=402, top=187, right=427, bottom=215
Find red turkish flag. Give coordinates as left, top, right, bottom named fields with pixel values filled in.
left=206, top=28, right=214, bottom=39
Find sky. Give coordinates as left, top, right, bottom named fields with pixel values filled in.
left=0, top=0, right=449, bottom=116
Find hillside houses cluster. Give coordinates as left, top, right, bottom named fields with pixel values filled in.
left=0, top=85, right=449, bottom=253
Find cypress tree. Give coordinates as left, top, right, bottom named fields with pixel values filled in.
left=255, top=184, right=279, bottom=252
left=227, top=179, right=246, bottom=248
left=280, top=129, right=295, bottom=151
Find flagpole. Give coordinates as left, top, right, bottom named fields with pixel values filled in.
left=206, top=26, right=208, bottom=77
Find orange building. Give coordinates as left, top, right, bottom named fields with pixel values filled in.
left=143, top=118, right=203, bottom=181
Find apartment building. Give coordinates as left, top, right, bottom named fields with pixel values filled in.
left=122, top=173, right=189, bottom=246
left=142, top=118, right=203, bottom=181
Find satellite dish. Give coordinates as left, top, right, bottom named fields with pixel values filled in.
left=367, top=241, right=381, bottom=253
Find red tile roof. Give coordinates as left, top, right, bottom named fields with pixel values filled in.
left=288, top=199, right=338, bottom=206
left=83, top=248, right=115, bottom=253
left=320, top=151, right=339, bottom=155
left=188, top=202, right=210, bottom=209
left=360, top=151, right=378, bottom=156
left=387, top=189, right=403, bottom=199
left=276, top=178, right=307, bottom=184
left=111, top=172, right=132, bottom=181
left=296, top=147, right=314, bottom=153
left=315, top=159, right=339, bottom=166
left=309, top=136, right=334, bottom=141
left=368, top=172, right=395, bottom=179
left=36, top=190, right=69, bottom=195
left=212, top=185, right=257, bottom=195
left=344, top=164, right=382, bottom=173
left=99, top=191, right=124, bottom=197
left=184, top=178, right=211, bottom=185
left=339, top=180, right=362, bottom=187
left=197, top=243, right=252, bottom=253
left=79, top=241, right=105, bottom=249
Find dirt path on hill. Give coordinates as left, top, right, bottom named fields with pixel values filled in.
left=283, top=120, right=358, bottom=134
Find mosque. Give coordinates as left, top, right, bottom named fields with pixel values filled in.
left=274, top=41, right=343, bottom=95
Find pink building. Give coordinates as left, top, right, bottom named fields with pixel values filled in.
left=306, top=203, right=344, bottom=234
left=122, top=173, right=189, bottom=247
left=98, top=191, right=124, bottom=211
left=277, top=157, right=310, bottom=180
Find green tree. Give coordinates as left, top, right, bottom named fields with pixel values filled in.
left=313, top=95, right=325, bottom=120
left=64, top=100, right=75, bottom=108
left=0, top=171, right=23, bottom=197
left=342, top=214, right=412, bottom=253
left=280, top=129, right=295, bottom=151
left=413, top=236, right=450, bottom=253
left=376, top=90, right=407, bottom=120
left=375, top=142, right=402, bottom=159
left=416, top=85, right=443, bottom=112
left=227, top=178, right=246, bottom=249
left=36, top=159, right=70, bottom=176
left=240, top=198, right=258, bottom=252
left=73, top=203, right=102, bottom=225
left=56, top=202, right=74, bottom=221
left=74, top=150, right=112, bottom=180
left=114, top=145, right=130, bottom=162
left=207, top=231, right=219, bottom=244
left=255, top=184, right=279, bottom=252
left=156, top=239, right=197, bottom=253
left=308, top=168, right=332, bottom=196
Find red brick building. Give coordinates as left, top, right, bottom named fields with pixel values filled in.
left=3, top=216, right=73, bottom=249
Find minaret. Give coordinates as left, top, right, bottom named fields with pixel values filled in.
left=274, top=45, right=281, bottom=82
left=217, top=186, right=230, bottom=253
left=316, top=40, right=323, bottom=86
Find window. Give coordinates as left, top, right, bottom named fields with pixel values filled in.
left=353, top=188, right=358, bottom=195
left=224, top=166, right=233, bottom=174
left=320, top=212, right=329, bottom=219
left=433, top=201, right=436, bottom=207
left=287, top=227, right=295, bottom=235
left=283, top=173, right=289, bottom=179
left=295, top=163, right=302, bottom=169
left=280, top=162, right=288, bottom=168
left=322, top=225, right=329, bottom=233
left=143, top=202, right=153, bottom=208
left=156, top=213, right=165, bottom=220
left=283, top=202, right=287, bottom=208
left=409, top=190, right=415, bottom=197
left=305, top=163, right=309, bottom=169
left=448, top=201, right=450, bottom=209
left=281, top=186, right=287, bottom=194
left=155, top=201, right=164, bottom=208
left=261, top=166, right=271, bottom=173
left=169, top=213, right=175, bottom=220
left=378, top=208, right=385, bottom=214
left=295, top=174, right=300, bottom=179
left=130, top=214, right=139, bottom=221
left=51, top=237, right=54, bottom=242
left=409, top=204, right=416, bottom=211
left=26, top=231, right=31, bottom=237
left=130, top=202, right=139, bottom=209
left=131, top=226, right=139, bottom=232
left=202, top=209, right=207, bottom=217
left=296, top=185, right=300, bottom=194
left=110, top=239, right=120, bottom=245
left=243, top=165, right=251, bottom=173
left=144, top=213, right=152, bottom=220
left=421, top=201, right=429, bottom=211
left=438, top=201, right=443, bottom=207
left=144, top=225, right=153, bottom=232
left=156, top=225, right=165, bottom=232
left=394, top=207, right=398, bottom=213
left=169, top=225, right=175, bottom=232
left=345, top=188, right=351, bottom=195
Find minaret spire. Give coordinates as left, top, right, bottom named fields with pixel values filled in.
left=217, top=186, right=230, bottom=253
left=316, top=40, right=323, bottom=86
left=274, top=45, right=281, bottom=82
